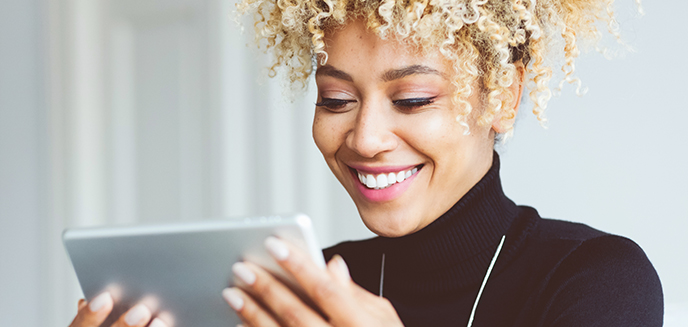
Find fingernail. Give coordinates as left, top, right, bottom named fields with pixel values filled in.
left=223, top=288, right=244, bottom=311
left=148, top=318, right=167, bottom=327
left=334, top=255, right=351, bottom=280
left=124, top=304, right=151, bottom=326
left=89, top=292, right=113, bottom=312
left=232, top=262, right=256, bottom=285
left=265, top=236, right=289, bottom=261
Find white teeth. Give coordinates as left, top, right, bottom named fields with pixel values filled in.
left=376, top=174, right=388, bottom=188
left=387, top=173, right=396, bottom=185
left=356, top=166, right=420, bottom=190
left=366, top=174, right=376, bottom=188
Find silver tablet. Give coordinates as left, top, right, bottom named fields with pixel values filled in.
left=63, top=213, right=325, bottom=327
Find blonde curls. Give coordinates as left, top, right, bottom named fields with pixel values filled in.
left=237, top=0, right=638, bottom=138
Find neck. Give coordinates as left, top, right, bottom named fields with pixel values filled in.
left=376, top=152, right=521, bottom=295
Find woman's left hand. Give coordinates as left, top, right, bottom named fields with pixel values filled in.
left=222, top=236, right=404, bottom=327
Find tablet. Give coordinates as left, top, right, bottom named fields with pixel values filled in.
left=63, top=213, right=325, bottom=327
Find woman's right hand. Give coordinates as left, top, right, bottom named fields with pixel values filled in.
left=68, top=292, right=168, bottom=327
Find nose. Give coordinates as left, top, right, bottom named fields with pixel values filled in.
left=345, top=103, right=398, bottom=158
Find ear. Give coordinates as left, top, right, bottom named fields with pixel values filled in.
left=492, top=62, right=525, bottom=134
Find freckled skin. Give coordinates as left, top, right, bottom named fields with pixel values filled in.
left=312, top=20, right=514, bottom=237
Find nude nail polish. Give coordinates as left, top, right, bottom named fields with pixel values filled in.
left=232, top=262, right=256, bottom=285
left=265, top=236, right=289, bottom=261
left=89, top=292, right=112, bottom=312
left=124, top=304, right=151, bottom=326
left=148, top=318, right=167, bottom=327
left=223, top=288, right=244, bottom=311
left=335, top=255, right=351, bottom=280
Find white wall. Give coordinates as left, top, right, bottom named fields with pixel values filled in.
left=1, top=0, right=368, bottom=325
left=0, top=0, right=46, bottom=326
left=0, top=0, right=685, bottom=326
left=499, top=0, right=688, bottom=307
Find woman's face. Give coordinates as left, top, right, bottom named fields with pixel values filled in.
left=313, top=21, right=497, bottom=237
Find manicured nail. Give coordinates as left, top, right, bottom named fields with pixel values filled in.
left=124, top=304, right=151, bottom=326
left=232, top=262, right=256, bottom=285
left=334, top=255, right=351, bottom=280
left=265, top=236, right=289, bottom=261
left=223, top=288, right=244, bottom=311
left=148, top=318, right=167, bottom=327
left=89, top=292, right=113, bottom=312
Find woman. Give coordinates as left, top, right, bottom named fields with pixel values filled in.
left=69, top=0, right=662, bottom=326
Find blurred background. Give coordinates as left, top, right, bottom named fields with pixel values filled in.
left=1, top=0, right=686, bottom=326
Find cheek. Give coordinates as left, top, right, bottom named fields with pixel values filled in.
left=312, top=113, right=344, bottom=160
left=400, top=113, right=459, bottom=157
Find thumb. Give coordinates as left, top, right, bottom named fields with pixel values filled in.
left=69, top=292, right=113, bottom=327
left=327, top=255, right=352, bottom=286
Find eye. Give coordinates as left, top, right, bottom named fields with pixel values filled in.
left=392, top=96, right=437, bottom=110
left=315, top=98, right=357, bottom=112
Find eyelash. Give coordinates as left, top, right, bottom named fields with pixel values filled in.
left=316, top=96, right=437, bottom=111
left=392, top=96, right=437, bottom=109
left=315, top=98, right=356, bottom=110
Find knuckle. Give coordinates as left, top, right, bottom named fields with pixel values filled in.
left=377, top=297, right=396, bottom=311
left=280, top=307, right=303, bottom=327
left=287, top=256, right=308, bottom=276
left=240, top=300, right=259, bottom=321
left=379, top=297, right=393, bottom=307
left=253, top=278, right=279, bottom=299
left=312, top=279, right=339, bottom=303
left=110, top=319, right=127, bottom=327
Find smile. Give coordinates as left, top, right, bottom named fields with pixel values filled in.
left=355, top=165, right=422, bottom=190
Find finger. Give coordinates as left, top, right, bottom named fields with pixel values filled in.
left=327, top=255, right=352, bottom=286
left=233, top=262, right=330, bottom=327
left=147, top=318, right=169, bottom=327
left=325, top=256, right=390, bottom=311
left=327, top=256, right=382, bottom=300
left=326, top=256, right=371, bottom=300
left=265, top=237, right=357, bottom=321
left=78, top=299, right=87, bottom=310
left=223, top=287, right=280, bottom=327
left=69, top=292, right=113, bottom=327
left=326, top=258, right=402, bottom=325
left=110, top=303, right=153, bottom=327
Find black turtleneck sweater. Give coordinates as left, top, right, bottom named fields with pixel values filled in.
left=323, top=154, right=663, bottom=327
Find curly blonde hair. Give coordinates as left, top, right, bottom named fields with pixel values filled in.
left=237, top=0, right=641, bottom=137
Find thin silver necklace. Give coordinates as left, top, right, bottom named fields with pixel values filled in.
left=378, top=235, right=506, bottom=327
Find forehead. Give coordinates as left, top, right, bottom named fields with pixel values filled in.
left=321, top=20, right=449, bottom=77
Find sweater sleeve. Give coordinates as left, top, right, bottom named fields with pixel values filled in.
left=538, top=235, right=663, bottom=327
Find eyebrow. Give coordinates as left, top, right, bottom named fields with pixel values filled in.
left=381, top=64, right=445, bottom=82
left=315, top=64, right=445, bottom=83
left=316, top=65, right=353, bottom=82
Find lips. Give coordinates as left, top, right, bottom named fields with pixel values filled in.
left=347, top=164, right=423, bottom=202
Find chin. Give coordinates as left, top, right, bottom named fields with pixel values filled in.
left=359, top=212, right=421, bottom=238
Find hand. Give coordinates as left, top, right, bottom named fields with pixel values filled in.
left=68, top=292, right=169, bottom=327
left=223, top=236, right=404, bottom=327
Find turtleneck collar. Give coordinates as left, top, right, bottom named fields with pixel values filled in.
left=375, top=152, right=522, bottom=296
